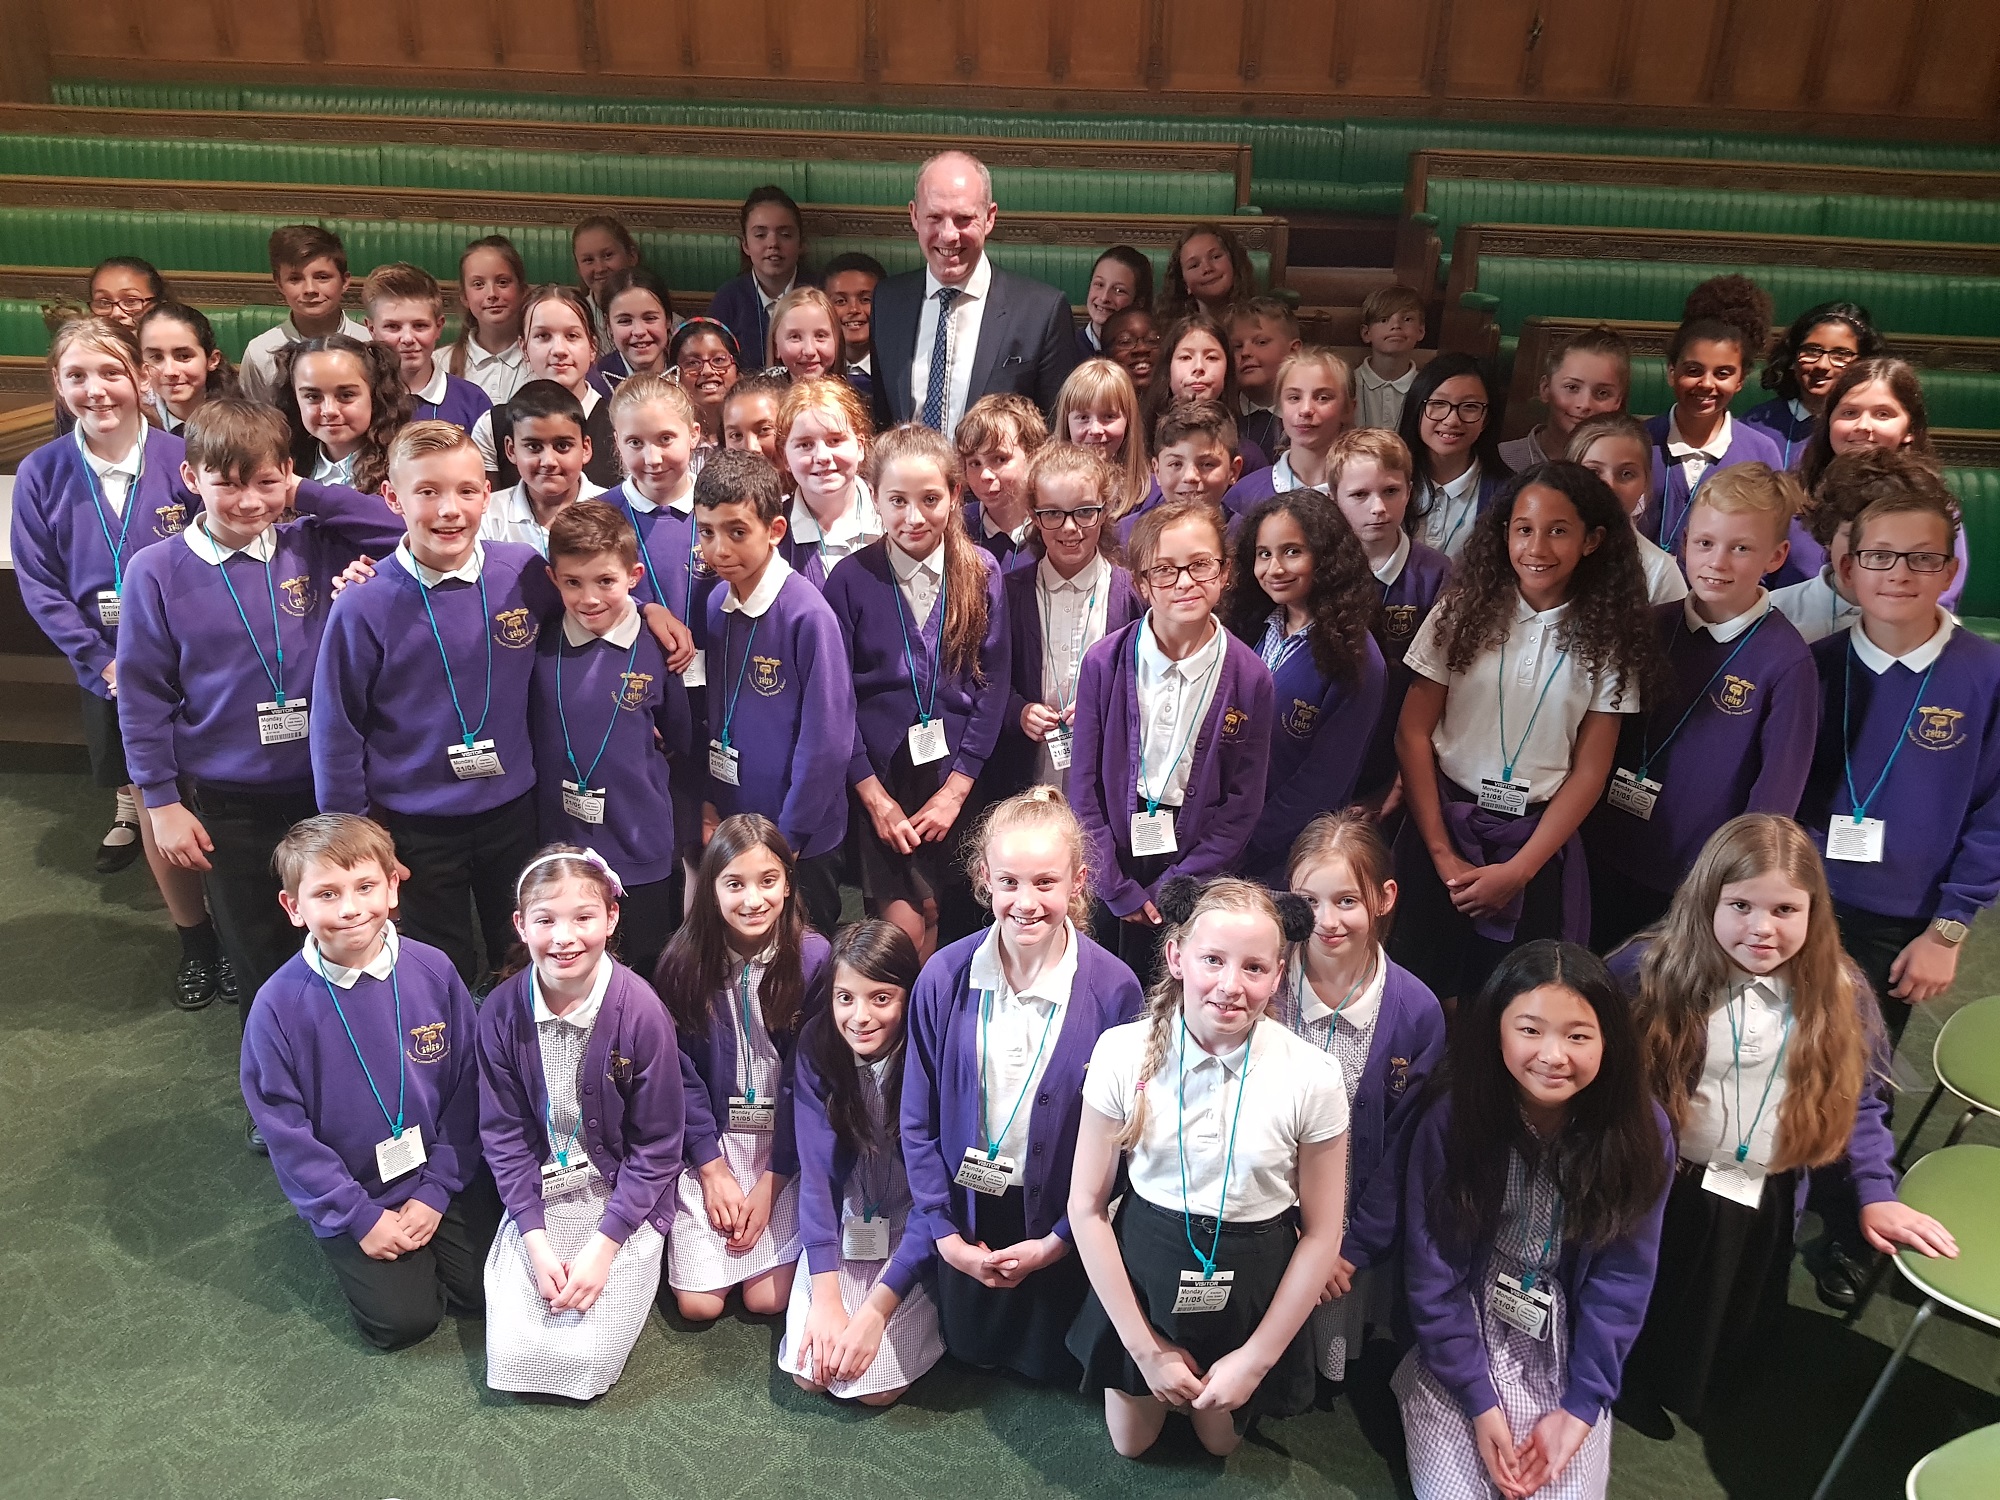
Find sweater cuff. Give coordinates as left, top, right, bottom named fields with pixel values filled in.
left=1561, top=1391, right=1606, bottom=1426
left=340, top=1200, right=386, bottom=1244
left=880, top=1255, right=921, bottom=1301
left=596, top=1209, right=636, bottom=1247
left=140, top=780, right=183, bottom=810
left=1457, top=1376, right=1502, bottom=1424
left=512, top=1201, right=549, bottom=1237
left=804, top=1238, right=843, bottom=1277
left=408, top=1179, right=452, bottom=1218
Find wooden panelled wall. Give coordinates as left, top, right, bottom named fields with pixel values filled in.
left=19, top=0, right=2000, bottom=136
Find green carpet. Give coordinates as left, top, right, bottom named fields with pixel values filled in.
left=4, top=744, right=1996, bottom=1500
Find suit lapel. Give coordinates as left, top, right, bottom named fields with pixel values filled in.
left=966, top=268, right=1009, bottom=401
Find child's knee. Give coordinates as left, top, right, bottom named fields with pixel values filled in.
left=673, top=1289, right=727, bottom=1323
left=857, top=1386, right=906, bottom=1408
left=741, top=1274, right=790, bottom=1316
left=793, top=1373, right=825, bottom=1395
left=355, top=1304, right=442, bottom=1351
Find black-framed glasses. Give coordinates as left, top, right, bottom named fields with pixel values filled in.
left=90, top=293, right=155, bottom=314
left=1033, top=504, right=1106, bottom=530
left=1140, top=556, right=1223, bottom=588
left=678, top=352, right=735, bottom=373
left=1421, top=397, right=1488, bottom=423
left=1854, top=548, right=1951, bottom=574
left=1795, top=344, right=1859, bottom=368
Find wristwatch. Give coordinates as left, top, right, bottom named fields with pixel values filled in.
left=1929, top=918, right=1970, bottom=946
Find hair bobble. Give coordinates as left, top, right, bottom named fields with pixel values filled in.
left=516, top=848, right=626, bottom=901
left=1273, top=893, right=1314, bottom=946
left=1154, top=875, right=1203, bottom=928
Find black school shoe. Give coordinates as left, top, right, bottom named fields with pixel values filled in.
left=1815, top=1242, right=1873, bottom=1311
left=175, top=955, right=219, bottom=1011
left=246, top=1117, right=267, bottom=1156
left=217, top=956, right=240, bottom=1005
left=96, top=818, right=141, bottom=874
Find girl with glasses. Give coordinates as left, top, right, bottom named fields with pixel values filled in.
left=1396, top=353, right=1512, bottom=563
left=1745, top=300, right=1884, bottom=472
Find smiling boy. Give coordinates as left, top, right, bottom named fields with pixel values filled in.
left=238, top=225, right=369, bottom=405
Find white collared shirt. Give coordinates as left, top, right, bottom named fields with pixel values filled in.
left=1084, top=1015, right=1349, bottom=1221
left=789, top=478, right=882, bottom=575
left=759, top=273, right=798, bottom=320
left=1637, top=532, right=1691, bottom=606
left=1850, top=609, right=1955, bottom=676
left=182, top=522, right=277, bottom=566
left=410, top=358, right=452, bottom=413
left=1666, top=410, right=1734, bottom=496
left=1288, top=945, right=1388, bottom=1035
left=531, top=953, right=613, bottom=1030
left=723, top=552, right=794, bottom=618
left=477, top=476, right=608, bottom=556
left=981, top=509, right=1033, bottom=545
left=1371, top=532, right=1412, bottom=588
left=1418, top=461, right=1483, bottom=560
left=1683, top=589, right=1771, bottom=644
left=1354, top=361, right=1417, bottom=432
left=473, top=383, right=601, bottom=472
left=910, top=254, right=993, bottom=435
left=1268, top=453, right=1328, bottom=497
left=1135, top=614, right=1226, bottom=810
left=886, top=538, right=946, bottom=627
left=239, top=313, right=371, bottom=405
left=1770, top=569, right=1863, bottom=644
left=461, top=337, right=528, bottom=404
left=1684, top=973, right=1793, bottom=1171
left=967, top=920, right=1081, bottom=1164
left=312, top=447, right=358, bottom=486
left=1036, top=553, right=1111, bottom=785
left=79, top=432, right=143, bottom=515
left=303, top=922, right=400, bottom=990
left=561, top=601, right=642, bottom=649
left=1406, top=595, right=1636, bottom=801
left=396, top=538, right=485, bottom=588
left=847, top=351, right=874, bottom=379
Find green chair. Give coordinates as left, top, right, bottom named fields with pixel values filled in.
left=1907, top=1423, right=2000, bottom=1499
left=1894, top=995, right=2000, bottom=1169
left=1811, top=1144, right=2000, bottom=1500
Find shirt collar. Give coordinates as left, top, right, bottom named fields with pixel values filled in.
left=303, top=922, right=400, bottom=989
left=1038, top=551, right=1105, bottom=597
left=1357, top=362, right=1416, bottom=394
left=465, top=338, right=524, bottom=372
left=982, top=509, right=1033, bottom=544
left=1788, top=397, right=1813, bottom=424
left=1683, top=589, right=1771, bottom=642
left=724, top=552, right=794, bottom=617
left=396, top=537, right=486, bottom=587
left=757, top=274, right=798, bottom=314
left=531, top=953, right=614, bottom=1028
left=967, top=920, right=1080, bottom=1010
left=79, top=431, right=143, bottom=482
left=412, top=358, right=451, bottom=407
left=1667, top=411, right=1733, bottom=462
left=887, top=539, right=945, bottom=585
left=924, top=254, right=992, bottom=306
left=787, top=480, right=877, bottom=546
left=1514, top=593, right=1568, bottom=627
left=182, top=519, right=278, bottom=566
left=1850, top=609, right=1956, bottom=674
left=1371, top=532, right=1412, bottom=586
left=1726, top=967, right=1793, bottom=1012
left=1291, top=946, right=1387, bottom=1031
left=848, top=352, right=873, bottom=377
left=1174, top=1016, right=1258, bottom=1078
left=1138, top=612, right=1224, bottom=681
left=313, top=447, right=358, bottom=486
left=562, top=601, right=642, bottom=648
left=1438, top=460, right=1482, bottom=504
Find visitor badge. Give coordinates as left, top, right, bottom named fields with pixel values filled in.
left=560, top=780, right=605, bottom=824
left=728, top=1094, right=776, bottom=1132
left=374, top=1125, right=426, bottom=1183
left=1130, top=808, right=1178, bottom=857
left=1606, top=767, right=1660, bottom=820
left=1489, top=1272, right=1552, bottom=1340
left=1826, top=815, right=1885, bottom=863
left=447, top=739, right=505, bottom=779
left=954, top=1147, right=1017, bottom=1196
left=1478, top=778, right=1531, bottom=817
left=682, top=647, right=707, bottom=689
left=841, top=1214, right=891, bottom=1262
left=1173, top=1269, right=1235, bottom=1314
left=256, top=698, right=310, bottom=746
left=1702, top=1158, right=1767, bottom=1208
left=1046, top=726, right=1073, bottom=770
left=707, top=739, right=741, bottom=786
left=541, top=1158, right=594, bottom=1199
left=96, top=589, right=121, bottom=627
left=908, top=718, right=949, bottom=766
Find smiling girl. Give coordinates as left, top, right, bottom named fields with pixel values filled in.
left=1054, top=359, right=1150, bottom=523
left=1498, top=326, right=1630, bottom=474
left=1080, top=246, right=1154, bottom=357
left=671, top=317, right=743, bottom=456
left=276, top=335, right=408, bottom=494
left=1398, top=353, right=1512, bottom=562
left=448, top=235, right=529, bottom=403
left=1222, top=347, right=1353, bottom=513
left=776, top=375, right=881, bottom=590
left=709, top=185, right=814, bottom=361
left=1160, top=224, right=1253, bottom=323
left=474, top=286, right=622, bottom=490
left=766, top=287, right=843, bottom=385
left=591, top=267, right=676, bottom=389
left=137, top=301, right=233, bottom=433
left=1746, top=301, right=1883, bottom=471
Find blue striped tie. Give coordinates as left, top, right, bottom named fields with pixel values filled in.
left=920, top=286, right=962, bottom=432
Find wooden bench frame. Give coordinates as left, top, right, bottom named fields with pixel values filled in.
left=0, top=103, right=1255, bottom=211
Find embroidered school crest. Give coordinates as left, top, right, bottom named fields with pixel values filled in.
left=1382, top=604, right=1418, bottom=641
left=1388, top=1056, right=1412, bottom=1095
left=277, top=574, right=316, bottom=617
left=492, top=607, right=538, bottom=648
left=1711, top=674, right=1757, bottom=715
left=751, top=655, right=786, bottom=696
left=689, top=550, right=717, bottom=581
left=153, top=499, right=188, bottom=534
left=1912, top=706, right=1968, bottom=752
left=1284, top=698, right=1320, bottom=738
left=406, top=1021, right=449, bottom=1064
left=1221, top=705, right=1249, bottom=741
left=618, top=670, right=654, bottom=710
left=607, top=1050, right=635, bottom=1083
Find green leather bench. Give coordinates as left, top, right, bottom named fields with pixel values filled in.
left=0, top=297, right=289, bottom=361
left=1947, top=467, right=2000, bottom=637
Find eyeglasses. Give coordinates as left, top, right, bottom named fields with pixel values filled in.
left=90, top=294, right=155, bottom=315
left=678, top=353, right=735, bottom=373
left=1795, top=345, right=1859, bottom=368
left=1854, top=548, right=1952, bottom=574
left=1139, top=556, right=1223, bottom=588
left=1421, top=397, right=1488, bottom=424
left=1033, top=504, right=1106, bottom=530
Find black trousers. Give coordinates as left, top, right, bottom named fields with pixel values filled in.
left=314, top=1171, right=502, bottom=1350
left=383, top=794, right=540, bottom=987
left=1089, top=852, right=1174, bottom=992
left=1388, top=820, right=1565, bottom=1004
left=1589, top=866, right=1674, bottom=957
left=1834, top=901, right=1930, bottom=1049
left=616, top=874, right=679, bottom=983
left=188, top=783, right=319, bottom=1027
left=793, top=850, right=845, bottom=938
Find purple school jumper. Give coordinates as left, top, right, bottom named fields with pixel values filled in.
left=310, top=542, right=558, bottom=818
left=242, top=936, right=483, bottom=1239
left=708, top=270, right=821, bottom=368
left=1246, top=630, right=1388, bottom=877
left=11, top=426, right=198, bottom=694
left=960, top=499, right=1036, bottom=573
left=1358, top=541, right=1453, bottom=798
left=824, top=540, right=1011, bottom=790
left=1402, top=1097, right=1672, bottom=1426
left=412, top=373, right=493, bottom=433
left=599, top=481, right=717, bottom=641
left=116, top=482, right=404, bottom=808
left=1742, top=398, right=1814, bottom=472
left=673, top=932, right=833, bottom=1179
left=1799, top=626, right=2000, bottom=925
left=900, top=929, right=1145, bottom=1245
left=528, top=616, right=690, bottom=886
left=793, top=1019, right=934, bottom=1299
left=1642, top=414, right=1785, bottom=553
left=1584, top=601, right=1817, bottom=893
left=1069, top=619, right=1275, bottom=917
left=701, top=570, right=856, bottom=860
left=994, top=560, right=1145, bottom=793
left=476, top=962, right=685, bottom=1243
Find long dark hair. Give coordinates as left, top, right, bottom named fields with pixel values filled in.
left=137, top=300, right=237, bottom=402
left=1221, top=492, right=1376, bottom=687
left=1433, top=940, right=1668, bottom=1253
left=1798, top=356, right=1933, bottom=494
left=1762, top=300, right=1884, bottom=401
left=651, top=814, right=808, bottom=1042
left=1397, top=352, right=1511, bottom=533
left=1427, top=461, right=1665, bottom=710
left=273, top=334, right=409, bottom=495
left=1139, top=311, right=1240, bottom=462
left=803, top=920, right=920, bottom=1158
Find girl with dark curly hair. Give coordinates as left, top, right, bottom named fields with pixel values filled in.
left=1158, top=223, right=1254, bottom=324
left=1388, top=462, right=1667, bottom=1002
left=274, top=334, right=409, bottom=495
left=1744, top=300, right=1884, bottom=470
left=1224, top=493, right=1387, bottom=880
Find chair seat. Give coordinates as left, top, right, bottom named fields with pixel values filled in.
left=1907, top=1421, right=2000, bottom=1500
left=1934, top=995, right=2000, bottom=1114
left=1894, top=1143, right=2000, bottom=1324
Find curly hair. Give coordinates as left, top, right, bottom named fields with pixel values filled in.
left=1761, top=300, right=1884, bottom=400
left=1671, top=273, right=1773, bottom=368
left=273, top=334, right=409, bottom=495
left=1159, top=223, right=1254, bottom=322
left=1221, top=493, right=1377, bottom=687
left=1427, top=461, right=1666, bottom=710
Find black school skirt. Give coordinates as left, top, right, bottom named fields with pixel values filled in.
left=1067, top=1193, right=1316, bottom=1430
left=935, top=1185, right=1090, bottom=1385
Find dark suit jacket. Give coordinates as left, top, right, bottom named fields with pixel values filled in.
left=870, top=260, right=1079, bottom=430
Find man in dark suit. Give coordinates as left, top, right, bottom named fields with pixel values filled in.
left=870, top=151, right=1080, bottom=435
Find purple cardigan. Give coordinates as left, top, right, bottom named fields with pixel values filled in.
left=1245, top=630, right=1388, bottom=877
left=476, top=962, right=685, bottom=1244
left=793, top=1014, right=934, bottom=1300
left=1643, top=414, right=1785, bottom=553
left=1070, top=618, right=1275, bottom=917
left=1402, top=1097, right=1673, bottom=1425
left=708, top=269, right=821, bottom=368
left=668, top=931, right=832, bottom=1179
left=993, top=559, right=1145, bottom=794
left=900, top=929, right=1145, bottom=1245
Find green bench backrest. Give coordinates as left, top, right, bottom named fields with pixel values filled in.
left=0, top=298, right=292, bottom=360
left=1613, top=362, right=1999, bottom=432
left=1946, top=468, right=2000, bottom=619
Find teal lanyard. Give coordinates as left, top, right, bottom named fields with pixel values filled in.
left=1496, top=633, right=1569, bottom=785
left=976, top=981, right=1062, bottom=1159
left=541, top=1020, right=586, bottom=1169
left=889, top=555, right=948, bottom=729
left=1133, top=618, right=1223, bottom=816
left=416, top=562, right=494, bottom=752
left=316, top=959, right=408, bottom=1144
left=1725, top=982, right=1793, bottom=1164
left=1519, top=1180, right=1563, bottom=1292
left=1176, top=1020, right=1254, bottom=1279
left=735, top=961, right=762, bottom=1104
left=1840, top=638, right=1937, bottom=824
left=1037, top=567, right=1100, bottom=718
left=1634, top=612, right=1768, bottom=781
left=75, top=427, right=143, bottom=596
left=205, top=521, right=289, bottom=706
left=614, top=485, right=668, bottom=610
left=716, top=613, right=761, bottom=749
left=555, top=624, right=640, bottom=791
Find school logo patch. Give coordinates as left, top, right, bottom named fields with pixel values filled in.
left=406, top=1021, right=449, bottom=1064
left=1221, top=705, right=1249, bottom=741
left=492, top=607, right=538, bottom=648
left=751, top=654, right=786, bottom=696
left=1711, top=674, right=1757, bottom=715
left=1382, top=604, right=1418, bottom=641
left=1912, top=706, right=1968, bottom=752
left=607, top=1050, right=635, bottom=1083
left=277, top=574, right=316, bottom=617
left=617, top=670, right=655, bottom=711
left=153, top=499, right=188, bottom=535
left=1388, top=1056, right=1412, bottom=1095
left=1284, top=698, right=1320, bottom=739
left=689, top=549, right=718, bottom=581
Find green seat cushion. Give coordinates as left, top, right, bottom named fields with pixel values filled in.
left=1823, top=195, right=2000, bottom=245
left=1910, top=1423, right=2000, bottom=1500
left=1428, top=181, right=1830, bottom=249
left=1892, top=1143, right=2000, bottom=1319
left=1934, top=995, right=2000, bottom=1113
left=1948, top=469, right=2000, bottom=622
left=0, top=297, right=290, bottom=361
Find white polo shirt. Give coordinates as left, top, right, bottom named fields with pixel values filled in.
left=966, top=920, right=1081, bottom=1165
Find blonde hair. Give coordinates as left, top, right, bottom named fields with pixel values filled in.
left=360, top=261, right=444, bottom=318
left=967, top=785, right=1091, bottom=925
left=1326, top=427, right=1414, bottom=491
left=1054, top=358, right=1149, bottom=519
left=387, top=418, right=478, bottom=479
left=1274, top=345, right=1355, bottom=406
left=1566, top=411, right=1651, bottom=465
left=48, top=317, right=144, bottom=399
left=765, top=286, right=839, bottom=369
left=1691, top=460, right=1802, bottom=540
left=775, top=374, right=873, bottom=461
left=1286, top=809, right=1395, bottom=950
left=1635, top=815, right=1878, bottom=1172
left=608, top=371, right=699, bottom=438
left=273, top=813, right=399, bottom=895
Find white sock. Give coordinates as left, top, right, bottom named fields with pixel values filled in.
left=104, top=789, right=138, bottom=846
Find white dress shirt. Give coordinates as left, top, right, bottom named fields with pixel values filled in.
left=530, top=953, right=613, bottom=1030
left=1637, top=532, right=1691, bottom=606
left=1372, top=532, right=1413, bottom=588
left=1851, top=609, right=1955, bottom=676
left=1683, top=974, right=1793, bottom=1171
left=722, top=552, right=794, bottom=617
left=303, top=922, right=400, bottom=989
left=477, top=477, right=608, bottom=556
left=1684, top=589, right=1772, bottom=643
left=967, top=920, right=1081, bottom=1164
left=789, top=478, right=881, bottom=576
left=396, top=538, right=485, bottom=588
left=1418, top=461, right=1483, bottom=560
left=1665, top=410, right=1734, bottom=499
left=1770, top=569, right=1863, bottom=644
left=561, top=600, right=642, bottom=650
left=182, top=523, right=277, bottom=567
left=1135, top=615, right=1226, bottom=810
left=910, top=254, right=993, bottom=436
left=79, top=431, right=144, bottom=515
left=1354, top=362, right=1417, bottom=432
left=887, top=538, right=945, bottom=628
left=460, top=337, right=528, bottom=404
